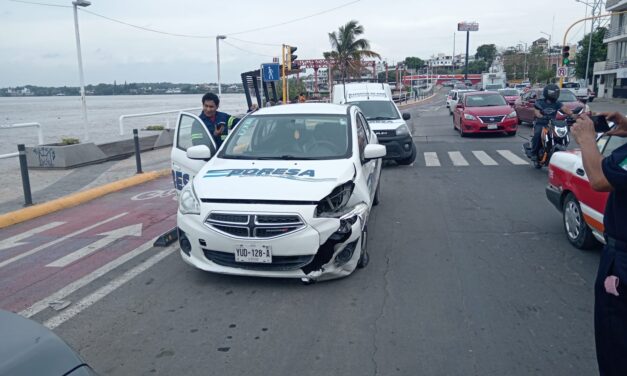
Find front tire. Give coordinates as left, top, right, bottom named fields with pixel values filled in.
left=357, top=226, right=369, bottom=269
left=459, top=122, right=466, bottom=137
left=507, top=131, right=517, bottom=136
left=396, top=143, right=416, bottom=165
left=373, top=180, right=380, bottom=206
left=563, top=193, right=598, bottom=249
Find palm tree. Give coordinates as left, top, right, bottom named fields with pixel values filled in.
left=324, top=20, right=380, bottom=83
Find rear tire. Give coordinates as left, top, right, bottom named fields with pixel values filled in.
left=563, top=193, right=598, bottom=249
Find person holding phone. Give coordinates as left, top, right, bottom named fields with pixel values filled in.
left=572, top=112, right=627, bottom=376
left=198, top=92, right=240, bottom=148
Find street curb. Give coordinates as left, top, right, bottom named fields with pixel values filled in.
left=398, top=92, right=439, bottom=109
left=0, top=169, right=171, bottom=229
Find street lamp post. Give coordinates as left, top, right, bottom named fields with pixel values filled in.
left=216, top=35, right=226, bottom=96
left=540, top=31, right=552, bottom=71
left=519, top=41, right=528, bottom=81
left=72, top=0, right=91, bottom=142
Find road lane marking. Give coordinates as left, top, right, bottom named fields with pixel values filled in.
left=424, top=152, right=441, bottom=167
left=0, top=212, right=128, bottom=269
left=0, top=222, right=66, bottom=251
left=472, top=151, right=498, bottom=166
left=43, top=244, right=175, bottom=330
left=497, top=150, right=527, bottom=165
left=20, top=236, right=160, bottom=318
left=46, top=224, right=143, bottom=268
left=448, top=151, right=469, bottom=166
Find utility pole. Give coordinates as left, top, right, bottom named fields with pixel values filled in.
left=464, top=30, right=470, bottom=80
left=585, top=0, right=603, bottom=86
left=216, top=35, right=226, bottom=97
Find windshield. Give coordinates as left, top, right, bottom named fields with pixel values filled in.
left=221, top=114, right=350, bottom=160
left=465, top=94, right=507, bottom=107
left=498, top=89, right=519, bottom=96
left=558, top=90, right=578, bottom=102
left=351, top=100, right=399, bottom=120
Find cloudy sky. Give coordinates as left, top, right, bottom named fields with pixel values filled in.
left=1, top=0, right=601, bottom=86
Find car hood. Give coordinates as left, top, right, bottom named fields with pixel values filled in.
left=194, top=158, right=356, bottom=202
left=464, top=105, right=514, bottom=116
left=365, top=118, right=405, bottom=131
left=561, top=101, right=585, bottom=112
left=0, top=310, right=86, bottom=376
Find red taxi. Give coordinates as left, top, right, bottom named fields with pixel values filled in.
left=452, top=91, right=518, bottom=136
left=498, top=88, right=520, bottom=106
left=546, top=134, right=627, bottom=249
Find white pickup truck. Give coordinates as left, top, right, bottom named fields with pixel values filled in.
left=562, top=82, right=595, bottom=102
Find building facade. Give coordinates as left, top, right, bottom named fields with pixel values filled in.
left=593, top=0, right=627, bottom=98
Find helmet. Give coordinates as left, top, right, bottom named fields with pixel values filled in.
left=543, top=84, right=560, bottom=102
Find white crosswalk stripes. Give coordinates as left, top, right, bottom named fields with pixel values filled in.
left=424, top=152, right=440, bottom=167
left=416, top=149, right=528, bottom=167
left=472, top=151, right=498, bottom=166
left=497, top=150, right=528, bottom=165
left=448, top=151, right=469, bottom=166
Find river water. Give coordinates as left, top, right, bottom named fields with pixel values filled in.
left=0, top=94, right=248, bottom=155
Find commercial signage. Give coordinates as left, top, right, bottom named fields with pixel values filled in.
left=458, top=22, right=479, bottom=32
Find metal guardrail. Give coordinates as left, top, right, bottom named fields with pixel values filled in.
left=118, top=107, right=201, bottom=136
left=0, top=122, right=44, bottom=160
left=605, top=59, right=627, bottom=70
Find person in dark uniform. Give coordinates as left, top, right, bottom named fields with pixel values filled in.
left=572, top=112, right=627, bottom=376
left=526, top=84, right=574, bottom=166
left=198, top=92, right=239, bottom=148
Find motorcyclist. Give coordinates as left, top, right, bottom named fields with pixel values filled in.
left=528, top=84, right=575, bottom=163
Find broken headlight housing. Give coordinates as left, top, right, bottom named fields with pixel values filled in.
left=315, top=181, right=355, bottom=218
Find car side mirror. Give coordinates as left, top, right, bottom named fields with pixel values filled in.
left=186, top=144, right=212, bottom=160
left=364, top=144, right=386, bottom=161
left=402, top=113, right=411, bottom=120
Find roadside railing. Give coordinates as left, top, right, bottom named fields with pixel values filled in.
left=0, top=122, right=44, bottom=160
left=119, top=108, right=201, bottom=136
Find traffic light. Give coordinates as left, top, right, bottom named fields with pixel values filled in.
left=562, top=45, right=570, bottom=65
left=287, top=45, right=298, bottom=70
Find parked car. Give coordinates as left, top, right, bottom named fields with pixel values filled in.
left=452, top=91, right=518, bottom=136
left=0, top=309, right=99, bottom=375
left=171, top=103, right=386, bottom=282
left=447, top=89, right=475, bottom=115
left=562, top=81, right=594, bottom=102
left=498, top=88, right=520, bottom=106
left=546, top=134, right=627, bottom=249
left=514, top=89, right=589, bottom=124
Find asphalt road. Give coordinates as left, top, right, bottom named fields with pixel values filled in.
left=33, top=93, right=605, bottom=375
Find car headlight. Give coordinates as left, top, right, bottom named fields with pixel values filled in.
left=506, top=111, right=517, bottom=119
left=554, top=126, right=568, bottom=138
left=179, top=184, right=200, bottom=215
left=315, top=181, right=355, bottom=218
left=464, top=113, right=476, bottom=120
left=395, top=124, right=410, bottom=136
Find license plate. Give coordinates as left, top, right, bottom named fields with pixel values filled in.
left=234, top=245, right=272, bottom=263
left=487, top=124, right=498, bottom=130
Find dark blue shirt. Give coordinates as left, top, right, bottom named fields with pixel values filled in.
left=198, top=111, right=238, bottom=147
left=602, top=142, right=627, bottom=242
left=534, top=99, right=563, bottom=126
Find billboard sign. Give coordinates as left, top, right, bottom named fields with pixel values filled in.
left=458, top=22, right=479, bottom=32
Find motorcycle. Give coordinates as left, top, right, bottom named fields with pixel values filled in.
left=523, top=114, right=575, bottom=169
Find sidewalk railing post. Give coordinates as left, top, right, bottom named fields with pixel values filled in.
left=17, top=144, right=33, bottom=206
left=133, top=129, right=143, bottom=174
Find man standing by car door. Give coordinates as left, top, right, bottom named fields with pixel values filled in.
left=572, top=113, right=627, bottom=376
left=199, top=92, right=240, bottom=148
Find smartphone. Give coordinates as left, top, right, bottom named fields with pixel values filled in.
left=216, top=122, right=226, bottom=132
left=591, top=115, right=611, bottom=133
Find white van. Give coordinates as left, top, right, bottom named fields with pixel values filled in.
left=332, top=83, right=416, bottom=165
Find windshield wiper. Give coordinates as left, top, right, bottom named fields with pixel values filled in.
left=256, top=155, right=318, bottom=160
left=367, top=116, right=397, bottom=120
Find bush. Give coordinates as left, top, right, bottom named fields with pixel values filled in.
left=61, top=137, right=80, bottom=145
left=145, top=125, right=165, bottom=131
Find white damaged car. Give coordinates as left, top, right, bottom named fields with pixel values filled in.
left=171, top=103, right=385, bottom=282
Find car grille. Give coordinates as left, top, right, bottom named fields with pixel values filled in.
left=478, top=115, right=505, bottom=123
left=202, top=249, right=314, bottom=271
left=374, top=130, right=396, bottom=137
left=205, top=212, right=305, bottom=239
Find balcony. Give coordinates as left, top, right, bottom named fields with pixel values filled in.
left=607, top=0, right=627, bottom=11
left=605, top=59, right=627, bottom=70
left=604, top=24, right=627, bottom=41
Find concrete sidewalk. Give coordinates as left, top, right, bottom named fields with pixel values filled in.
left=0, top=147, right=171, bottom=216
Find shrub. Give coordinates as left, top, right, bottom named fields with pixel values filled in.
left=61, top=137, right=80, bottom=145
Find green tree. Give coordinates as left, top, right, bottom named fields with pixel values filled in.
left=466, top=60, right=487, bottom=74
left=323, top=20, right=380, bottom=83
left=575, top=27, right=607, bottom=84
left=475, top=44, right=497, bottom=68
left=404, top=56, right=425, bottom=71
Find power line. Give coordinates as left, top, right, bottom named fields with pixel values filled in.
left=224, top=0, right=361, bottom=36
left=222, top=40, right=275, bottom=58
left=8, top=0, right=69, bottom=8
left=227, top=36, right=281, bottom=47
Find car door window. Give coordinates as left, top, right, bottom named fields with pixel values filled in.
left=177, top=113, right=215, bottom=154
left=355, top=115, right=367, bottom=163
left=602, top=136, right=627, bottom=157
left=358, top=113, right=371, bottom=143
